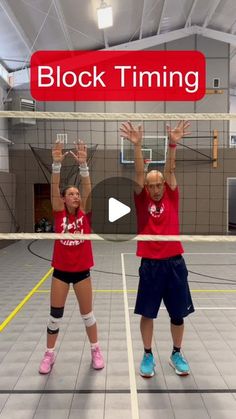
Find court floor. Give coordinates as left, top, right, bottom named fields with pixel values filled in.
left=1, top=239, right=236, bottom=419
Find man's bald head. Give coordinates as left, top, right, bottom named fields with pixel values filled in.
left=145, top=170, right=165, bottom=201
left=145, top=170, right=164, bottom=185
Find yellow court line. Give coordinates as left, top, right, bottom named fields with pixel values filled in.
left=0, top=268, right=53, bottom=333
left=35, top=289, right=138, bottom=293
left=191, top=289, right=236, bottom=293
left=35, top=289, right=236, bottom=294
left=1, top=283, right=236, bottom=332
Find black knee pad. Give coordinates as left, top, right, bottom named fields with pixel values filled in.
left=47, top=306, right=64, bottom=335
left=50, top=306, right=64, bottom=318
left=171, top=317, right=184, bottom=326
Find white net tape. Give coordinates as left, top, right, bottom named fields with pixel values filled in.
left=0, top=111, right=236, bottom=120
left=1, top=233, right=236, bottom=242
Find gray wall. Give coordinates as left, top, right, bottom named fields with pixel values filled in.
left=0, top=84, right=17, bottom=238
left=5, top=34, right=235, bottom=234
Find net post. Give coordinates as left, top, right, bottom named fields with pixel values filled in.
left=213, top=129, right=218, bottom=168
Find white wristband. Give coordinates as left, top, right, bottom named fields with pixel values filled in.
left=52, top=162, right=61, bottom=173
left=79, top=163, right=89, bottom=177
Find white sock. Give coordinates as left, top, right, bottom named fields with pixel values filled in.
left=47, top=347, right=55, bottom=353
left=91, top=342, right=99, bottom=350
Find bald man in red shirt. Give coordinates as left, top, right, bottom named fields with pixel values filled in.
left=120, top=121, right=194, bottom=378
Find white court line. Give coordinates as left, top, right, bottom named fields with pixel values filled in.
left=128, top=307, right=236, bottom=310
left=121, top=253, right=139, bottom=419
left=122, top=252, right=236, bottom=255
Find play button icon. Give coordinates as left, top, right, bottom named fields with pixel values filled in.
left=91, top=176, right=138, bottom=240
left=108, top=198, right=131, bottom=222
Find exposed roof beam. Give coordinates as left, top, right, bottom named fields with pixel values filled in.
left=157, top=0, right=167, bottom=35
left=230, top=18, right=236, bottom=34
left=139, top=0, right=147, bottom=40
left=52, top=0, right=73, bottom=50
left=107, top=26, right=193, bottom=50
left=105, top=25, right=236, bottom=50
left=202, top=0, right=222, bottom=28
left=185, top=0, right=199, bottom=28
left=0, top=0, right=32, bottom=53
left=197, top=25, right=236, bottom=46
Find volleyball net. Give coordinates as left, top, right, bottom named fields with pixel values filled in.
left=0, top=111, right=236, bottom=242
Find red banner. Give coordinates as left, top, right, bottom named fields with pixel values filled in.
left=30, top=50, right=205, bottom=101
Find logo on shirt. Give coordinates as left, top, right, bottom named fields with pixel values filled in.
left=148, top=203, right=165, bottom=218
left=60, top=215, right=85, bottom=246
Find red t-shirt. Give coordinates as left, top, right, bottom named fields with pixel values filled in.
left=52, top=208, right=94, bottom=272
left=134, top=183, right=184, bottom=259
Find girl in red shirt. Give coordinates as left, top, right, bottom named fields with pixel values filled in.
left=39, top=139, right=104, bottom=374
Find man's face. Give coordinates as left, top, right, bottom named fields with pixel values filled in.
left=146, top=172, right=165, bottom=202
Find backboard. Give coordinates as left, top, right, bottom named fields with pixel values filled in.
left=120, top=135, right=167, bottom=164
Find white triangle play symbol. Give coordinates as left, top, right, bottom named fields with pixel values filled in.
left=108, top=197, right=131, bottom=223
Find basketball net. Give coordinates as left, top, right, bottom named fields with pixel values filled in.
left=144, top=158, right=152, bottom=173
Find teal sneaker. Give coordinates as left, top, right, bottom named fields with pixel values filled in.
left=140, top=353, right=156, bottom=377
left=169, top=352, right=190, bottom=376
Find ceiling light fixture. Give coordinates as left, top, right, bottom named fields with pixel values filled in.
left=97, top=1, right=113, bottom=29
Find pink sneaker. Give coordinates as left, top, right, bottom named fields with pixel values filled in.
left=39, top=350, right=55, bottom=374
left=91, top=346, right=105, bottom=370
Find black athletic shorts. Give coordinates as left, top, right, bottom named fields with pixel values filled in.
left=53, top=268, right=90, bottom=284
left=134, top=255, right=194, bottom=319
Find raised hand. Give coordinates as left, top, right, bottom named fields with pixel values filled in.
left=70, top=140, right=87, bottom=165
left=52, top=140, right=69, bottom=163
left=120, top=121, right=143, bottom=146
left=166, top=120, right=191, bottom=144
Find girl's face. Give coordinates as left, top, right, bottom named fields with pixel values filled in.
left=63, top=187, right=81, bottom=212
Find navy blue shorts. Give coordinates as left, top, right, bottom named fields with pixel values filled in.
left=134, top=255, right=194, bottom=319
left=53, top=268, right=90, bottom=285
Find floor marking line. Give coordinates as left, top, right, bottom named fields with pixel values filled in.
left=191, top=290, right=236, bottom=293
left=0, top=389, right=236, bottom=394
left=0, top=268, right=53, bottom=332
left=34, top=289, right=236, bottom=293
left=121, top=253, right=139, bottom=419
left=122, top=252, right=236, bottom=255
left=128, top=306, right=236, bottom=310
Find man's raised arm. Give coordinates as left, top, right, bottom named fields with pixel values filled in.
left=120, top=121, right=144, bottom=194
left=164, top=120, right=190, bottom=190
